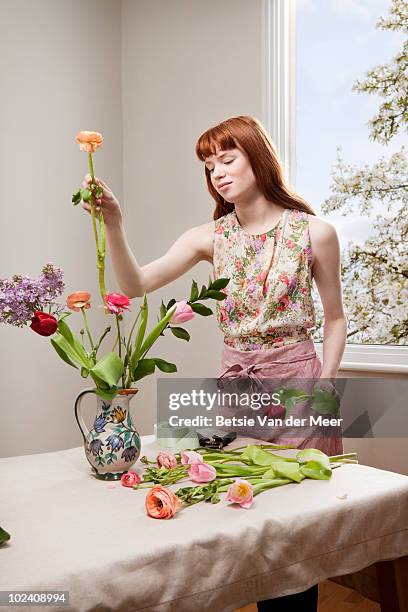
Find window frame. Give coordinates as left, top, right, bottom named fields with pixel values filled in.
left=260, top=0, right=408, bottom=373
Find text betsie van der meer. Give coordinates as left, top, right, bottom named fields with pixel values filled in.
left=164, top=390, right=343, bottom=428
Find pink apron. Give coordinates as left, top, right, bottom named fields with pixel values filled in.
left=218, top=338, right=344, bottom=456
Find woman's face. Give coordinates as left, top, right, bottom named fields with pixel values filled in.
left=204, top=146, right=258, bottom=203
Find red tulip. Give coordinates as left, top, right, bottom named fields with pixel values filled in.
left=30, top=311, right=58, bottom=336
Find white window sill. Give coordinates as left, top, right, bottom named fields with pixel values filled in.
left=314, top=343, right=408, bottom=374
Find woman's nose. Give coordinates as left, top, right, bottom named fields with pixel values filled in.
left=213, top=166, right=226, bottom=179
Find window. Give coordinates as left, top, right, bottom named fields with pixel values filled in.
left=262, top=0, right=408, bottom=371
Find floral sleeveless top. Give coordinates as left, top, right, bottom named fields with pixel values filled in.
left=213, top=208, right=316, bottom=351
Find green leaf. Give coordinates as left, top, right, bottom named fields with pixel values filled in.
left=0, top=526, right=10, bottom=545
left=190, top=280, right=199, bottom=302
left=92, top=185, right=103, bottom=198
left=170, top=326, right=190, bottom=341
left=89, top=371, right=110, bottom=390
left=72, top=190, right=82, bottom=205
left=152, top=358, right=177, bottom=373
left=90, top=352, right=124, bottom=386
left=299, top=460, right=332, bottom=480
left=132, top=358, right=156, bottom=381
left=296, top=449, right=332, bottom=479
left=211, top=462, right=266, bottom=477
left=130, top=295, right=148, bottom=373
left=51, top=333, right=91, bottom=370
left=57, top=317, right=75, bottom=344
left=50, top=338, right=78, bottom=369
left=263, top=461, right=304, bottom=483
left=81, top=188, right=92, bottom=202
left=191, top=302, right=213, bottom=316
left=94, top=385, right=119, bottom=401
left=57, top=318, right=91, bottom=364
left=275, top=387, right=310, bottom=413
left=80, top=367, right=89, bottom=378
left=138, top=304, right=177, bottom=359
left=198, top=284, right=207, bottom=299
left=240, top=445, right=298, bottom=466
left=209, top=278, right=230, bottom=291
left=160, top=300, right=167, bottom=319
left=205, top=290, right=227, bottom=301
left=167, top=298, right=176, bottom=310
left=311, top=389, right=339, bottom=416
left=296, top=448, right=331, bottom=467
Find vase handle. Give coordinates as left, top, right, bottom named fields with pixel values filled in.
left=74, top=388, right=96, bottom=442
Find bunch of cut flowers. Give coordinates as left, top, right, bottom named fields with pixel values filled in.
left=0, top=130, right=229, bottom=401
left=120, top=443, right=358, bottom=519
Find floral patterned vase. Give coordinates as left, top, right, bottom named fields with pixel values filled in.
left=74, top=388, right=141, bottom=480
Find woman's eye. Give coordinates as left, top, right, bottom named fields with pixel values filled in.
left=207, top=159, right=233, bottom=173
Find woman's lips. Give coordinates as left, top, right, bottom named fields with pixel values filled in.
left=219, top=182, right=232, bottom=191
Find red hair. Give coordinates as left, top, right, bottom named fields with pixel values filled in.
left=195, top=115, right=316, bottom=220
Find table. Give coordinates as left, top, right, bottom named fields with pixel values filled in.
left=1, top=436, right=408, bottom=612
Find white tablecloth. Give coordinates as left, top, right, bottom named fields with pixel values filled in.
left=1, top=436, right=408, bottom=611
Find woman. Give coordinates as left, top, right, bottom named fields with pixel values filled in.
left=83, top=115, right=347, bottom=611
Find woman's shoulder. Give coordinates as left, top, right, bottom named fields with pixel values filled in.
left=189, top=220, right=216, bottom=263
left=307, top=213, right=338, bottom=243
left=306, top=214, right=339, bottom=268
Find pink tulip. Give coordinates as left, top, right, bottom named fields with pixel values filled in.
left=120, top=470, right=141, bottom=487
left=181, top=450, right=203, bottom=466
left=157, top=451, right=178, bottom=469
left=170, top=300, right=195, bottom=324
left=226, top=479, right=253, bottom=509
left=188, top=462, right=217, bottom=483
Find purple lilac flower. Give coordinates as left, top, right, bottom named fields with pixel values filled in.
left=0, top=263, right=65, bottom=327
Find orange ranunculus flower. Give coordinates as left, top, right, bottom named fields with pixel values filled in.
left=75, top=131, right=103, bottom=153
left=145, top=485, right=183, bottom=519
left=67, top=291, right=91, bottom=312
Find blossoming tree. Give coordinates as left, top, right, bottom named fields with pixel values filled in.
left=313, top=0, right=408, bottom=345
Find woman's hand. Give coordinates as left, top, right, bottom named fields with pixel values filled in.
left=313, top=378, right=339, bottom=400
left=82, top=174, right=123, bottom=228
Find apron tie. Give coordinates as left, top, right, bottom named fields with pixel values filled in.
left=217, top=362, right=268, bottom=394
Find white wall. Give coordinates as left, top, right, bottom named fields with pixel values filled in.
left=0, top=0, right=122, bottom=456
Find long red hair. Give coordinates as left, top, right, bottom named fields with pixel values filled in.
left=195, top=115, right=316, bottom=220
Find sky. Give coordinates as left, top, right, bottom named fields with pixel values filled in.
left=295, top=0, right=406, bottom=249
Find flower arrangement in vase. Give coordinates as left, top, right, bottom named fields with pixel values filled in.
left=0, top=130, right=229, bottom=480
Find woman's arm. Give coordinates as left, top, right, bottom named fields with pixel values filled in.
left=309, top=216, right=348, bottom=378
left=82, top=175, right=214, bottom=298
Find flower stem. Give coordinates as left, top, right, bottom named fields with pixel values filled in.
left=88, top=153, right=95, bottom=180
left=115, top=315, right=122, bottom=360
left=115, top=314, right=126, bottom=389
left=81, top=308, right=95, bottom=351
left=88, top=152, right=107, bottom=304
